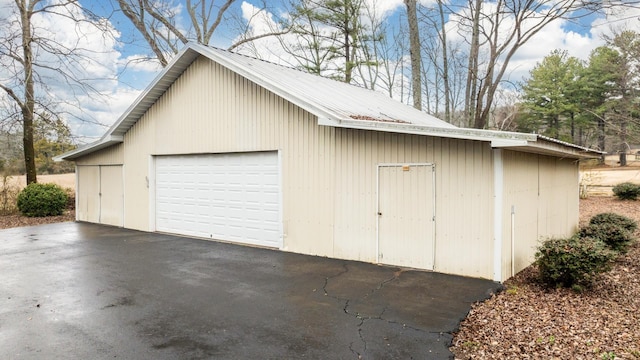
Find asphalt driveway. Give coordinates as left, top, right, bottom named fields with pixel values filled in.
left=0, top=222, right=501, bottom=359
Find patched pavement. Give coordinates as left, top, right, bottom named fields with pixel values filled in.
left=0, top=222, right=501, bottom=359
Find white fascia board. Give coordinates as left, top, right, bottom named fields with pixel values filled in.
left=324, top=117, right=536, bottom=143
left=491, top=139, right=529, bottom=147
left=491, top=141, right=600, bottom=159
left=53, top=135, right=124, bottom=162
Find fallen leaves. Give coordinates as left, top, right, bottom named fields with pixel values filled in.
left=451, top=197, right=640, bottom=359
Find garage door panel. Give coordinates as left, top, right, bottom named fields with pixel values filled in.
left=155, top=152, right=281, bottom=248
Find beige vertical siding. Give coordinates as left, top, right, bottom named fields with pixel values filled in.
left=77, top=165, right=100, bottom=222
left=75, top=144, right=123, bottom=165
left=331, top=129, right=494, bottom=278
left=79, top=55, right=497, bottom=278
left=538, top=156, right=580, bottom=238
left=501, top=151, right=579, bottom=279
left=99, top=165, right=124, bottom=226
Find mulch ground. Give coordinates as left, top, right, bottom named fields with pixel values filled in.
left=0, top=210, right=75, bottom=230
left=451, top=196, right=640, bottom=359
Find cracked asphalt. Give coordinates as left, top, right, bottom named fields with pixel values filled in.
left=0, top=222, right=501, bottom=359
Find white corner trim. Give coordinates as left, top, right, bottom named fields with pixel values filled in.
left=493, top=149, right=504, bottom=282
left=148, top=156, right=156, bottom=232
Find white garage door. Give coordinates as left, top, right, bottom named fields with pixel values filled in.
left=155, top=152, right=281, bottom=248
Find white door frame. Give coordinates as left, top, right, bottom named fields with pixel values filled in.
left=376, top=162, right=436, bottom=269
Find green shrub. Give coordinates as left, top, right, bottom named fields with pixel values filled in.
left=536, top=236, right=616, bottom=288
left=612, top=182, right=640, bottom=200
left=589, top=212, right=638, bottom=233
left=579, top=223, right=634, bottom=252
left=17, top=183, right=68, bottom=217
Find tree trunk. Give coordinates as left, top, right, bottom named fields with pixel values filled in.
left=597, top=116, right=605, bottom=165
left=619, top=117, right=627, bottom=166
left=570, top=112, right=575, bottom=142
left=437, top=0, right=450, bottom=121
left=404, top=0, right=422, bottom=110
left=344, top=18, right=352, bottom=83
left=465, top=0, right=482, bottom=127
left=19, top=0, right=37, bottom=184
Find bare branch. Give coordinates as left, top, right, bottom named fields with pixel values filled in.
left=228, top=28, right=292, bottom=51
left=0, top=83, right=25, bottom=109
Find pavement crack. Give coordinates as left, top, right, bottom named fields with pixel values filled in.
left=323, top=265, right=406, bottom=359
left=348, top=325, right=368, bottom=359
left=348, top=341, right=362, bottom=359
left=385, top=319, right=429, bottom=333
left=322, top=263, right=349, bottom=298
left=358, top=325, right=368, bottom=352
left=361, top=268, right=403, bottom=302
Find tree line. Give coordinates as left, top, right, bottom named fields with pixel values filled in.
left=519, top=30, right=640, bottom=164
left=1, top=0, right=639, bottom=183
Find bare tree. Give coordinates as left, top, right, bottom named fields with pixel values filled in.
left=604, top=30, right=640, bottom=166
left=455, top=0, right=586, bottom=129
left=462, top=0, right=482, bottom=128
left=117, top=0, right=294, bottom=67
left=361, top=11, right=407, bottom=100
left=404, top=0, right=422, bottom=110
left=0, top=0, right=115, bottom=184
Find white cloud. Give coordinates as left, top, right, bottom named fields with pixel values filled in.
left=118, top=54, right=164, bottom=73
left=590, top=4, right=640, bottom=40
left=442, top=2, right=605, bottom=84
left=233, top=2, right=300, bottom=65
left=0, top=0, right=145, bottom=143
left=363, top=0, right=404, bottom=18
left=69, top=87, right=142, bottom=141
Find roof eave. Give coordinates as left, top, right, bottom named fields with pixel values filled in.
left=325, top=118, right=602, bottom=159
left=491, top=138, right=604, bottom=159
left=53, top=135, right=124, bottom=162
left=328, top=118, right=537, bottom=142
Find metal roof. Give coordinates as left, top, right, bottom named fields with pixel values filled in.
left=56, top=42, right=602, bottom=161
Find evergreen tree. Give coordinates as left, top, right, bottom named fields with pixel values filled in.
left=519, top=50, right=582, bottom=141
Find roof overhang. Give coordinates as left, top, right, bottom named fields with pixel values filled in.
left=323, top=118, right=604, bottom=159
left=53, top=135, right=123, bottom=161
left=494, top=138, right=604, bottom=159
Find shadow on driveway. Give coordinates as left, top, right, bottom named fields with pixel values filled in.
left=0, top=222, right=501, bottom=359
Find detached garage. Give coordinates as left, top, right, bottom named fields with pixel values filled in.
left=57, top=43, right=600, bottom=281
